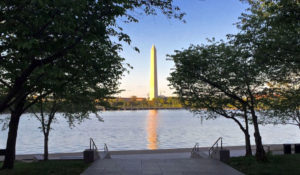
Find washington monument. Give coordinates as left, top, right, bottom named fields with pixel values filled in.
left=150, top=45, right=158, bottom=100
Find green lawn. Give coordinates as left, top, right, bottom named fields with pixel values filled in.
left=0, top=160, right=90, bottom=175
left=228, top=154, right=300, bottom=175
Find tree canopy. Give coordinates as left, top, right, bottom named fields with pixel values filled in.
left=168, top=40, right=266, bottom=158
left=0, top=0, right=185, bottom=169
left=167, top=0, right=299, bottom=161
left=235, top=0, right=300, bottom=131
left=0, top=0, right=185, bottom=113
left=234, top=0, right=300, bottom=80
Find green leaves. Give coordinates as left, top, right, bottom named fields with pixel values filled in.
left=168, top=0, right=299, bottom=135
left=236, top=0, right=300, bottom=79
left=0, top=0, right=184, bottom=113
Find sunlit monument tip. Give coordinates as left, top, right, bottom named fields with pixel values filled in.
left=150, top=45, right=158, bottom=100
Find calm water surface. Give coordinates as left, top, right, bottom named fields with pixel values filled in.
left=0, top=110, right=299, bottom=154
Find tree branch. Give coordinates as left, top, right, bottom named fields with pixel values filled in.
left=22, top=91, right=52, bottom=113
left=0, top=79, right=11, bottom=88
left=199, top=76, right=247, bottom=106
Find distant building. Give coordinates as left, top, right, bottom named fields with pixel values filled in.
left=115, top=97, right=146, bottom=102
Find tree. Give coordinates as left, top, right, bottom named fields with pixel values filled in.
left=230, top=0, right=300, bottom=150
left=168, top=40, right=268, bottom=160
left=2, top=42, right=125, bottom=168
left=129, top=96, right=137, bottom=107
left=0, top=0, right=184, bottom=113
left=32, top=98, right=59, bottom=161
left=0, top=0, right=184, bottom=169
left=31, top=92, right=104, bottom=161
left=1, top=35, right=126, bottom=168
left=235, top=0, right=300, bottom=132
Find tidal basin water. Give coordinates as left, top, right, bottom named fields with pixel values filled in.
left=0, top=110, right=300, bottom=154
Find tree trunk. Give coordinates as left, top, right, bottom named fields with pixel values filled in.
left=251, top=109, right=267, bottom=161
left=229, top=111, right=252, bottom=157
left=44, top=134, right=49, bottom=161
left=244, top=112, right=252, bottom=156
left=2, top=101, right=25, bottom=169
left=239, top=125, right=252, bottom=156
left=244, top=132, right=252, bottom=156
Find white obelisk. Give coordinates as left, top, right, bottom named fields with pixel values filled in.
left=150, top=45, right=158, bottom=100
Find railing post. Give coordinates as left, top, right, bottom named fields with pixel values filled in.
left=84, top=138, right=99, bottom=163
left=209, top=137, right=224, bottom=157
left=90, top=138, right=91, bottom=150
left=221, top=138, right=223, bottom=149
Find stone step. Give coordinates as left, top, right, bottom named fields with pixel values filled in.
left=99, top=151, right=111, bottom=159
left=60, top=156, right=83, bottom=160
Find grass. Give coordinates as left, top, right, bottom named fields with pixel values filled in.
left=228, top=154, right=300, bottom=175
left=0, top=160, right=90, bottom=175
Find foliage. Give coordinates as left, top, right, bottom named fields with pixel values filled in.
left=235, top=0, right=300, bottom=80
left=168, top=40, right=266, bottom=112
left=0, top=0, right=184, bottom=113
left=259, top=84, right=300, bottom=128
left=228, top=154, right=300, bottom=175
left=30, top=92, right=105, bottom=160
left=168, top=0, right=299, bottom=161
left=166, top=0, right=300, bottom=160
left=0, top=160, right=89, bottom=175
left=167, top=40, right=269, bottom=157
left=31, top=92, right=104, bottom=128
left=0, top=0, right=185, bottom=169
left=235, top=0, right=300, bottom=129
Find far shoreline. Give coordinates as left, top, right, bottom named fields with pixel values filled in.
left=100, top=107, right=184, bottom=111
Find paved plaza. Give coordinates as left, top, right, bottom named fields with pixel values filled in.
left=81, top=152, right=243, bottom=175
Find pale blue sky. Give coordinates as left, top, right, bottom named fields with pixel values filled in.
left=117, top=0, right=249, bottom=98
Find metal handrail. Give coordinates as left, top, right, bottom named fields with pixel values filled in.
left=90, top=138, right=98, bottom=151
left=208, top=137, right=223, bottom=156
left=191, top=143, right=200, bottom=153
left=104, top=143, right=109, bottom=153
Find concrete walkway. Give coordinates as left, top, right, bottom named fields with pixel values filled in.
left=81, top=152, right=243, bottom=175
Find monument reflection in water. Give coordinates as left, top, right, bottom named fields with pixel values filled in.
left=147, top=110, right=159, bottom=149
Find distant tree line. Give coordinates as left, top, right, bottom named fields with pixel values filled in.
left=107, top=97, right=182, bottom=109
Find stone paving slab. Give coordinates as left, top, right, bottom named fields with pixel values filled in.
left=81, top=154, right=244, bottom=175
left=112, top=152, right=190, bottom=160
